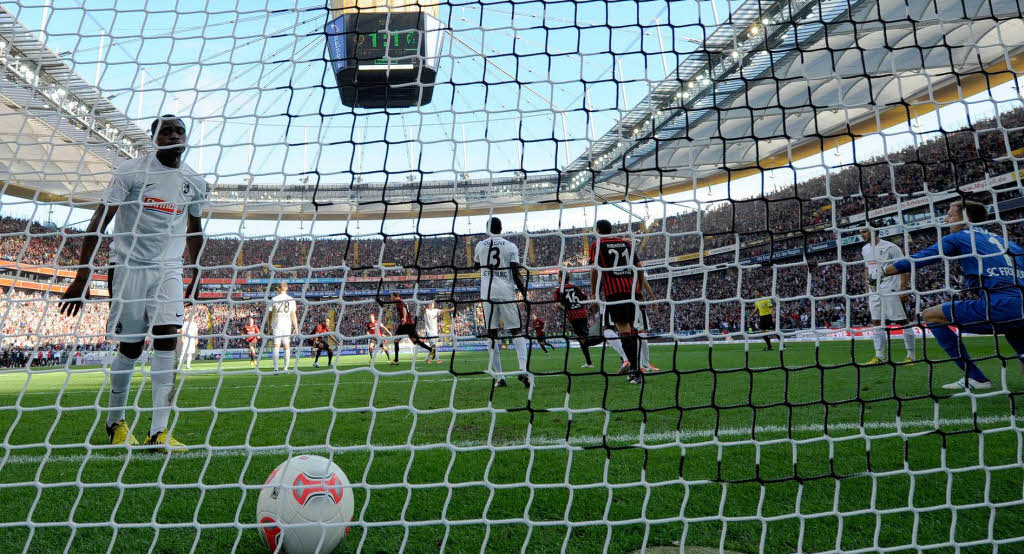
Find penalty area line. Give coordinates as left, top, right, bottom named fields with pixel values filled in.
left=1, top=415, right=1016, bottom=466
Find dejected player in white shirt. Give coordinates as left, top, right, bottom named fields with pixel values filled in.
left=473, top=217, right=531, bottom=388
left=421, top=300, right=453, bottom=364
left=860, top=227, right=916, bottom=364
left=59, top=115, right=206, bottom=454
left=267, top=281, right=299, bottom=373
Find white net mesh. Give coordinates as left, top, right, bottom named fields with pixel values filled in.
left=2, top=0, right=1024, bottom=551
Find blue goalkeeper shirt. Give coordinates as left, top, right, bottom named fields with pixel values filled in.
left=892, top=226, right=1024, bottom=298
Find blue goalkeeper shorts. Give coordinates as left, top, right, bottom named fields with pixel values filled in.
left=942, top=294, right=1024, bottom=334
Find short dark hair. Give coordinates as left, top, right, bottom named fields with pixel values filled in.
left=957, top=200, right=988, bottom=223
left=488, top=217, right=502, bottom=234
left=595, top=219, right=612, bottom=235
left=150, top=114, right=183, bottom=135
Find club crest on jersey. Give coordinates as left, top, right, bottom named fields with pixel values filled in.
left=182, top=181, right=190, bottom=195
left=142, top=196, right=184, bottom=215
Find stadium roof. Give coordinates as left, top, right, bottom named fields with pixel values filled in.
left=0, top=5, right=149, bottom=204
left=0, top=0, right=1021, bottom=220
left=211, top=0, right=1024, bottom=219
left=581, top=0, right=1024, bottom=203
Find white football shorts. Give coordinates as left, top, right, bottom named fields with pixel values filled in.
left=482, top=298, right=522, bottom=330
left=868, top=292, right=908, bottom=323
left=107, top=264, right=184, bottom=341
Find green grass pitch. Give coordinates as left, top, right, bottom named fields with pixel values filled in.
left=2, top=338, right=1024, bottom=552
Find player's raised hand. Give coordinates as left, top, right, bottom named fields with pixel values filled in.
left=59, top=277, right=91, bottom=317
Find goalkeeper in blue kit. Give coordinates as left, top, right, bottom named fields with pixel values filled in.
left=876, top=200, right=1024, bottom=391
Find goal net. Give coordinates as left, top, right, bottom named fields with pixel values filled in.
left=2, top=0, right=1024, bottom=551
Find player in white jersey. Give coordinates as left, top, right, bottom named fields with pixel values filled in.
left=267, top=281, right=299, bottom=373
left=421, top=300, right=453, bottom=364
left=59, top=115, right=205, bottom=453
left=473, top=218, right=531, bottom=388
left=179, top=311, right=200, bottom=370
left=860, top=227, right=916, bottom=364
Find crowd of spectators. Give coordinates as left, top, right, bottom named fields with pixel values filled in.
left=1, top=107, right=1023, bottom=359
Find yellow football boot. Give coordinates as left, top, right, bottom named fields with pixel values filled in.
left=106, top=420, right=139, bottom=446
left=145, top=430, right=188, bottom=453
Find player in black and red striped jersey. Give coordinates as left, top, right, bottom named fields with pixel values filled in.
left=243, top=316, right=260, bottom=368
left=554, top=272, right=598, bottom=368
left=311, top=318, right=333, bottom=368
left=390, top=292, right=435, bottom=364
left=366, top=312, right=392, bottom=363
left=589, top=219, right=644, bottom=384
left=531, top=316, right=553, bottom=353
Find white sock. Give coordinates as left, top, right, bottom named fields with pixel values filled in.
left=106, top=353, right=137, bottom=426
left=512, top=336, right=529, bottom=373
left=285, top=347, right=291, bottom=370
left=604, top=329, right=627, bottom=362
left=149, top=350, right=177, bottom=437
left=873, top=328, right=887, bottom=359
left=640, top=336, right=650, bottom=368
left=903, top=327, right=916, bottom=360
left=489, top=340, right=503, bottom=377
left=273, top=344, right=280, bottom=371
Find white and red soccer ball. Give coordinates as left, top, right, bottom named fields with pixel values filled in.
left=257, top=455, right=354, bottom=553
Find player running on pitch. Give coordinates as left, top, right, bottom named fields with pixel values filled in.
left=311, top=317, right=333, bottom=368
left=554, top=272, right=599, bottom=368
left=390, top=292, right=435, bottom=364
left=268, top=281, right=298, bottom=373
left=861, top=226, right=916, bottom=364
left=875, top=200, right=1024, bottom=391
left=421, top=300, right=452, bottom=364
left=59, top=114, right=206, bottom=453
left=590, top=219, right=644, bottom=384
left=366, top=312, right=392, bottom=364
left=244, top=316, right=260, bottom=367
left=474, top=217, right=531, bottom=388
left=531, top=316, right=554, bottom=353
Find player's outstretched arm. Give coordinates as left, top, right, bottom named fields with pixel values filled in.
left=883, top=236, right=958, bottom=276
left=183, top=213, right=205, bottom=305
left=60, top=203, right=118, bottom=317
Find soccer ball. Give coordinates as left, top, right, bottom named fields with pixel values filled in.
left=257, top=455, right=354, bottom=553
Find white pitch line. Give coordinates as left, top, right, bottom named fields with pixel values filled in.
left=5, top=375, right=502, bottom=396
left=1, top=415, right=1016, bottom=466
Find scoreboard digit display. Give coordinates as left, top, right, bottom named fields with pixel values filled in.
left=354, top=27, right=420, bottom=64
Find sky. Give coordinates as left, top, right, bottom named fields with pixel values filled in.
left=0, top=0, right=1022, bottom=240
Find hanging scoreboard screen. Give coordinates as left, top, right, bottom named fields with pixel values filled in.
left=325, top=12, right=442, bottom=108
